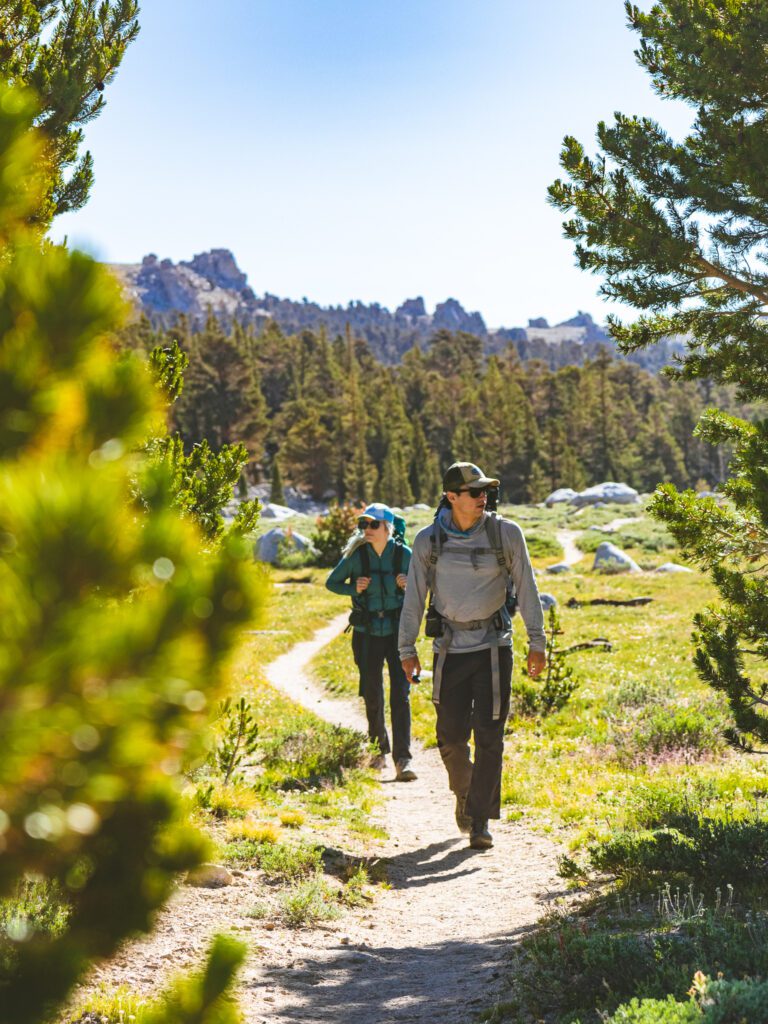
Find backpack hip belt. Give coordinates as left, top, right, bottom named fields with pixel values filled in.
left=432, top=613, right=505, bottom=721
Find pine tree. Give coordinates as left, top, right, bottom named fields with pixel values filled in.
left=270, top=457, right=285, bottom=505
left=409, top=421, right=441, bottom=505
left=380, top=439, right=414, bottom=508
left=549, top=0, right=768, bottom=749
left=1, top=1, right=140, bottom=222
left=0, top=88, right=261, bottom=1021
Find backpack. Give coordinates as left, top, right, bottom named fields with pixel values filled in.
left=424, top=509, right=517, bottom=638
left=347, top=533, right=407, bottom=632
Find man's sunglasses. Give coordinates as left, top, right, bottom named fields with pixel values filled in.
left=358, top=518, right=383, bottom=530
left=458, top=486, right=489, bottom=499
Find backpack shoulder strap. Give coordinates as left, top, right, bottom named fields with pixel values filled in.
left=427, top=520, right=444, bottom=591
left=359, top=542, right=370, bottom=577
left=485, top=512, right=513, bottom=580
left=393, top=535, right=404, bottom=578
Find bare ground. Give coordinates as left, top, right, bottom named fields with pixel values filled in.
left=85, top=612, right=564, bottom=1024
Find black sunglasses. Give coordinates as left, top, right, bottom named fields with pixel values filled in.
left=358, top=518, right=383, bottom=530
left=458, top=486, right=489, bottom=499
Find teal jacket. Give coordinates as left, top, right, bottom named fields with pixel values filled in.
left=326, top=538, right=412, bottom=637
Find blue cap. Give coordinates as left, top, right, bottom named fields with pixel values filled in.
left=361, top=503, right=394, bottom=524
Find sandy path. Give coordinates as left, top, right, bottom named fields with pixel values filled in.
left=86, top=614, right=563, bottom=1024
left=555, top=515, right=642, bottom=570
left=555, top=528, right=583, bottom=566
left=252, top=614, right=564, bottom=1024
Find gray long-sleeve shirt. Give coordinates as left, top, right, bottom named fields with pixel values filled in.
left=397, top=509, right=546, bottom=660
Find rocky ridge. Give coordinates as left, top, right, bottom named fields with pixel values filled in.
left=110, top=249, right=681, bottom=369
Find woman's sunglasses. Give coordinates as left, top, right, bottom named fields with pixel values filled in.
left=358, top=518, right=383, bottom=530
left=458, top=486, right=489, bottom=499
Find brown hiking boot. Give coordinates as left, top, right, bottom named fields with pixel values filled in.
left=395, top=758, right=417, bottom=781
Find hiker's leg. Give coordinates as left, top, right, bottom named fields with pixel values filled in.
left=352, top=632, right=390, bottom=755
left=466, top=647, right=512, bottom=821
left=434, top=651, right=476, bottom=798
left=385, top=634, right=412, bottom=763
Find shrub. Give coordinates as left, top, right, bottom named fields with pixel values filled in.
left=510, top=900, right=768, bottom=1022
left=607, top=973, right=768, bottom=1023
left=225, top=820, right=279, bottom=845
left=279, top=878, right=340, bottom=928
left=259, top=722, right=368, bottom=787
left=0, top=88, right=262, bottom=1022
left=223, top=839, right=323, bottom=881
left=589, top=816, right=768, bottom=886
left=311, top=504, right=363, bottom=567
left=279, top=808, right=306, bottom=828
left=636, top=707, right=722, bottom=758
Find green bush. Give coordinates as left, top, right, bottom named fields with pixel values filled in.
left=510, top=901, right=768, bottom=1023
left=589, top=816, right=768, bottom=886
left=525, top=532, right=563, bottom=560
left=606, top=995, right=701, bottom=1023
left=279, top=878, right=340, bottom=928
left=259, top=722, right=368, bottom=787
left=607, top=974, right=768, bottom=1023
left=311, top=504, right=363, bottom=567
left=0, top=88, right=263, bottom=1022
left=636, top=707, right=722, bottom=758
left=223, top=839, right=323, bottom=881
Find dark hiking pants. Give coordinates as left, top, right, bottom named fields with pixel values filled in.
left=434, top=646, right=512, bottom=821
left=352, top=631, right=412, bottom=763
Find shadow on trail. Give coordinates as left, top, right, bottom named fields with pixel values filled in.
left=249, top=928, right=539, bottom=1024
left=382, top=837, right=488, bottom=891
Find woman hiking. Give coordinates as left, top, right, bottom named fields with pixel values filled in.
left=326, top=503, right=416, bottom=781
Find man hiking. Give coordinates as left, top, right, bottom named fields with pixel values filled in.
left=326, top=502, right=416, bottom=782
left=398, top=463, right=546, bottom=849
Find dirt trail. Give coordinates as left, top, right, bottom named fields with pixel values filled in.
left=253, top=615, right=563, bottom=1024
left=555, top=515, right=642, bottom=570
left=555, top=529, right=583, bottom=566
left=88, top=613, right=564, bottom=1024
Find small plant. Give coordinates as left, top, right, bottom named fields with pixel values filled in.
left=339, top=865, right=373, bottom=908
left=63, top=984, right=149, bottom=1024
left=274, top=531, right=316, bottom=569
left=245, top=902, right=270, bottom=921
left=279, top=878, right=340, bottom=928
left=194, top=781, right=260, bottom=819
left=259, top=722, right=368, bottom=788
left=514, top=606, right=610, bottom=717
left=213, top=697, right=259, bottom=786
left=223, top=839, right=323, bottom=881
left=311, top=503, right=363, bottom=567
left=279, top=808, right=306, bottom=828
left=225, top=820, right=280, bottom=844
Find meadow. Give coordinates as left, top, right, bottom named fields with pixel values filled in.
left=310, top=500, right=768, bottom=1022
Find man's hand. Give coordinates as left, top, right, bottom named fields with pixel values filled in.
left=395, top=573, right=407, bottom=590
left=356, top=577, right=371, bottom=593
left=527, top=649, right=546, bottom=679
left=401, top=655, right=421, bottom=684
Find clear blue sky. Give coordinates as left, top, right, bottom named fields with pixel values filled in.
left=53, top=0, right=693, bottom=329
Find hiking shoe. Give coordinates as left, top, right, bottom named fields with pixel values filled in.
left=370, top=753, right=387, bottom=770
left=469, top=820, right=493, bottom=850
left=455, top=794, right=472, bottom=834
left=395, top=758, right=417, bottom=782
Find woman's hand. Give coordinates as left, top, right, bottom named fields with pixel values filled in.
left=396, top=573, right=407, bottom=590
left=356, top=577, right=371, bottom=593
